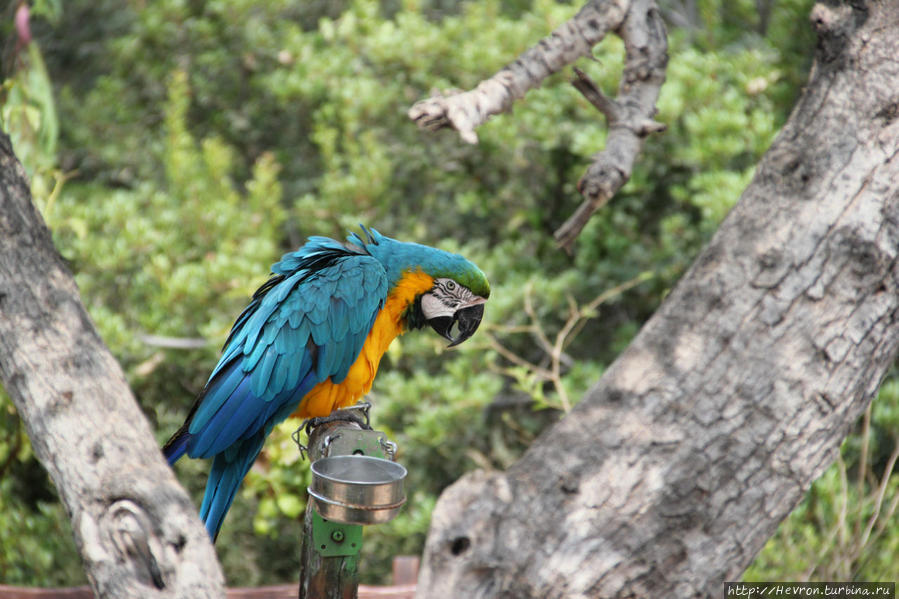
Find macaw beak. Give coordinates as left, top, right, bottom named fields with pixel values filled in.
left=428, top=298, right=486, bottom=347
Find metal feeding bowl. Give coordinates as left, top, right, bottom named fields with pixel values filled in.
left=308, top=455, right=407, bottom=525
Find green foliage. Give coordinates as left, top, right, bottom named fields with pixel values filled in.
left=0, top=29, right=64, bottom=219
left=56, top=68, right=284, bottom=356
left=7, top=0, right=887, bottom=589
left=0, top=387, right=86, bottom=585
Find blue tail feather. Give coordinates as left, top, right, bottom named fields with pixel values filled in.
left=199, top=432, right=266, bottom=540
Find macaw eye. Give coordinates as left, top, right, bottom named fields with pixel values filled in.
left=446, top=280, right=456, bottom=291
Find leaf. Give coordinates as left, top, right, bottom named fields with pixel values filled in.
left=276, top=493, right=304, bottom=518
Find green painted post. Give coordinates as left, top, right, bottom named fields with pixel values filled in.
left=297, top=419, right=395, bottom=599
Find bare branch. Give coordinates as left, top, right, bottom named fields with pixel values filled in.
left=555, top=0, right=668, bottom=251
left=857, top=439, right=899, bottom=554
left=408, top=0, right=668, bottom=251
left=138, top=334, right=209, bottom=349
left=485, top=272, right=652, bottom=413
left=483, top=330, right=554, bottom=381
left=408, top=1, right=629, bottom=144
left=570, top=66, right=620, bottom=121
left=522, top=284, right=557, bottom=359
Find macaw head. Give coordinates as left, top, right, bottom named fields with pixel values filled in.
left=349, top=226, right=490, bottom=347
left=419, top=275, right=488, bottom=347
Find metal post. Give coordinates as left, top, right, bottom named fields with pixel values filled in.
left=297, top=419, right=401, bottom=599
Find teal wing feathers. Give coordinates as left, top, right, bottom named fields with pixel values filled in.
left=162, top=239, right=388, bottom=539
left=162, top=227, right=489, bottom=540
left=180, top=250, right=389, bottom=460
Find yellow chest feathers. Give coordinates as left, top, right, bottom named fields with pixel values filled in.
left=294, top=270, right=435, bottom=418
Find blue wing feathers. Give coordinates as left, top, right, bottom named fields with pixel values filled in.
left=315, top=343, right=329, bottom=381
left=261, top=321, right=280, bottom=346
left=168, top=239, right=389, bottom=539
left=273, top=270, right=303, bottom=303
left=329, top=296, right=350, bottom=341
left=164, top=433, right=189, bottom=465
left=274, top=325, right=297, bottom=353
left=252, top=349, right=278, bottom=397
left=286, top=346, right=309, bottom=391
left=207, top=383, right=258, bottom=454
left=210, top=335, right=245, bottom=380
left=268, top=354, right=288, bottom=398
left=310, top=319, right=330, bottom=345
left=189, top=359, right=244, bottom=435
left=189, top=374, right=254, bottom=456
left=243, top=340, right=268, bottom=372
left=308, top=295, right=329, bottom=325
left=241, top=294, right=281, bottom=351
left=333, top=327, right=367, bottom=383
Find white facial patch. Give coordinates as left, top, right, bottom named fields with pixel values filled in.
left=421, top=289, right=455, bottom=320
left=420, top=277, right=484, bottom=320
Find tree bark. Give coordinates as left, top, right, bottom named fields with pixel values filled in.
left=415, top=2, right=899, bottom=598
left=0, top=133, right=224, bottom=598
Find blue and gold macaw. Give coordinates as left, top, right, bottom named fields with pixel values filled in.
left=163, top=227, right=489, bottom=539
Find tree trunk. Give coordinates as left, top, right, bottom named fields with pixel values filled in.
left=0, top=133, right=224, bottom=598
left=415, top=2, right=899, bottom=598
